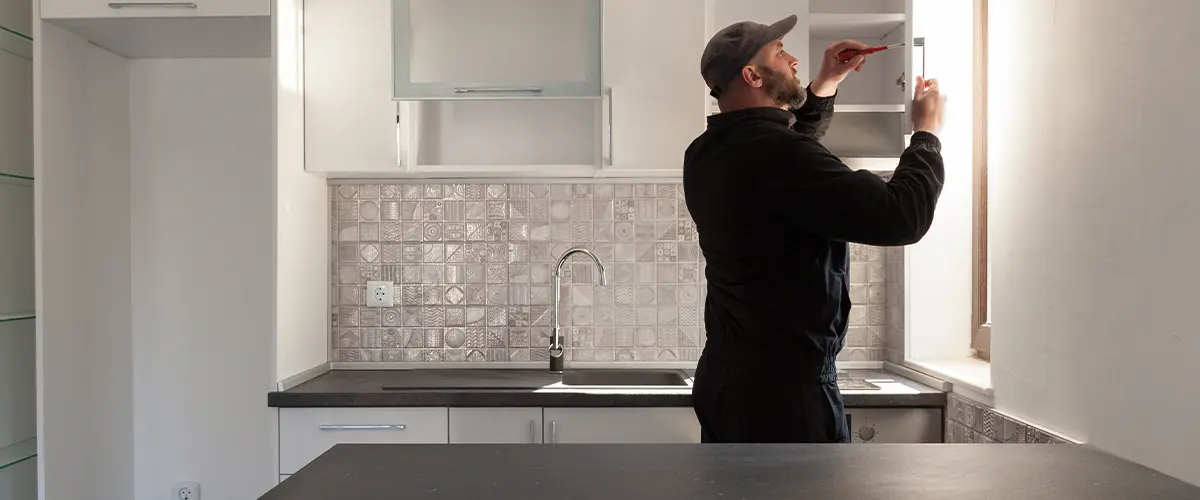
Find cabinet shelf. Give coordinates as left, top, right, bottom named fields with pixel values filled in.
left=0, top=438, right=36, bottom=471
left=0, top=25, right=32, bottom=60
left=836, top=104, right=905, bottom=113
left=842, top=157, right=899, bottom=171
left=0, top=313, right=35, bottom=323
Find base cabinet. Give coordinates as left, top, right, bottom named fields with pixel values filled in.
left=278, top=408, right=450, bottom=474
left=450, top=408, right=543, bottom=444
left=543, top=408, right=701, bottom=444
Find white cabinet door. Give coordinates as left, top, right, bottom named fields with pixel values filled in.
left=303, top=0, right=403, bottom=174
left=598, top=0, right=708, bottom=175
left=391, top=0, right=602, bottom=99
left=279, top=408, right=449, bottom=474
left=449, top=408, right=543, bottom=444
left=543, top=408, right=701, bottom=444
left=41, top=0, right=269, bottom=19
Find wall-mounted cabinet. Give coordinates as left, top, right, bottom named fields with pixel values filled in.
left=39, top=0, right=271, bottom=58
left=40, top=0, right=269, bottom=19
left=808, top=0, right=918, bottom=168
left=391, top=0, right=601, bottom=100
left=304, top=0, right=922, bottom=178
left=305, top=0, right=708, bottom=178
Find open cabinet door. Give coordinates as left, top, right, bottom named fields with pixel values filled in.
left=903, top=0, right=923, bottom=135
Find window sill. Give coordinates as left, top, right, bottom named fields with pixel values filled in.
left=906, top=357, right=993, bottom=397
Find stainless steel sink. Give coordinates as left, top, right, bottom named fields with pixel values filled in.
left=559, top=369, right=689, bottom=387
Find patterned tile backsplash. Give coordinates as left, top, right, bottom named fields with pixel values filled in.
left=330, top=182, right=895, bottom=364
left=944, top=394, right=1075, bottom=444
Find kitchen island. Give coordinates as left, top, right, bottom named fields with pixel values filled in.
left=259, top=443, right=1200, bottom=499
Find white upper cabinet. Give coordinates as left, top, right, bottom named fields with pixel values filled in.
left=40, top=0, right=269, bottom=19
left=304, top=0, right=402, bottom=175
left=598, top=0, right=707, bottom=175
left=39, top=0, right=271, bottom=58
left=391, top=0, right=602, bottom=100
left=807, top=0, right=915, bottom=167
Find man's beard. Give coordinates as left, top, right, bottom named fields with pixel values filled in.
left=761, top=66, right=806, bottom=109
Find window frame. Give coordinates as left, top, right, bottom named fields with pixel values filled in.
left=970, top=0, right=991, bottom=361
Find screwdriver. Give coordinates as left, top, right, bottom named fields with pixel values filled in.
left=836, top=42, right=904, bottom=63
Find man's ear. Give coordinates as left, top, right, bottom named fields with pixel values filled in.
left=740, top=65, right=763, bottom=89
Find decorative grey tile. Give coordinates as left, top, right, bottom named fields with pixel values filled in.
left=332, top=181, right=887, bottom=364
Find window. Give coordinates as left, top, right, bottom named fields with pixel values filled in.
left=970, top=0, right=991, bottom=361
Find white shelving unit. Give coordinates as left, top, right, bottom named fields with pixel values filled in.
left=0, top=1, right=37, bottom=497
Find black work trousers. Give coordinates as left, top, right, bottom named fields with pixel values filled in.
left=692, top=353, right=850, bottom=443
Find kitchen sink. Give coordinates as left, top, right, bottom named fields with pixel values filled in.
left=559, top=369, right=689, bottom=387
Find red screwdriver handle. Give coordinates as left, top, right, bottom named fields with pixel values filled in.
left=836, top=45, right=887, bottom=62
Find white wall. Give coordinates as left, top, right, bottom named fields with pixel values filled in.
left=129, top=57, right=277, bottom=499
left=275, top=0, right=329, bottom=382
left=34, top=20, right=134, bottom=500
left=989, top=0, right=1200, bottom=487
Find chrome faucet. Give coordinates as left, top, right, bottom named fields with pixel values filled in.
left=549, top=247, right=608, bottom=374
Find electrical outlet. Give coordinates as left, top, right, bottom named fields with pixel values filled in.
left=172, top=482, right=200, bottom=500
left=367, top=281, right=395, bottom=307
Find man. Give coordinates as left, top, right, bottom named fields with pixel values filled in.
left=684, top=14, right=946, bottom=443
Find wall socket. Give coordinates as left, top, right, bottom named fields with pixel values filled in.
left=172, top=482, right=200, bottom=500
left=367, top=281, right=395, bottom=307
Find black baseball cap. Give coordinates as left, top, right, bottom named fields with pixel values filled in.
left=701, top=14, right=798, bottom=98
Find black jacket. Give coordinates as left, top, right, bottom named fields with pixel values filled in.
left=682, top=86, right=945, bottom=382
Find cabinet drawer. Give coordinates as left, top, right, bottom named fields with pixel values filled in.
left=544, top=408, right=700, bottom=444
left=449, top=408, right=542, bottom=444
left=40, top=0, right=270, bottom=19
left=279, top=407, right=449, bottom=473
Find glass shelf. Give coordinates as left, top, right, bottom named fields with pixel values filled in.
left=0, top=313, right=35, bottom=324
left=0, top=438, right=36, bottom=471
left=0, top=172, right=33, bottom=182
left=0, top=25, right=32, bottom=61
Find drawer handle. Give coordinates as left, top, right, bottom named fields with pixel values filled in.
left=108, top=2, right=198, bottom=8
left=453, top=86, right=543, bottom=95
left=318, top=424, right=407, bottom=431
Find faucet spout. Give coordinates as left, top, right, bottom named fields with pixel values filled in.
left=549, top=247, right=608, bottom=373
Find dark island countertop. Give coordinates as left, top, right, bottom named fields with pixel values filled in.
left=268, top=368, right=946, bottom=408
left=259, top=443, right=1200, bottom=500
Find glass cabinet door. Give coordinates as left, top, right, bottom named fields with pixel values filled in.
left=392, top=0, right=602, bottom=100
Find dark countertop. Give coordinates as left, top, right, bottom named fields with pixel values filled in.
left=259, top=443, right=1200, bottom=500
left=267, top=368, right=946, bottom=408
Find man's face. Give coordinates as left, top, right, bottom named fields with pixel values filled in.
left=752, top=41, right=805, bottom=108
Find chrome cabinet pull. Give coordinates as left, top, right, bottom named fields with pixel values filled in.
left=549, top=421, right=557, bottom=444
left=453, top=86, right=543, bottom=95
left=318, top=424, right=406, bottom=431
left=529, top=420, right=537, bottom=443
left=109, top=2, right=198, bottom=8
